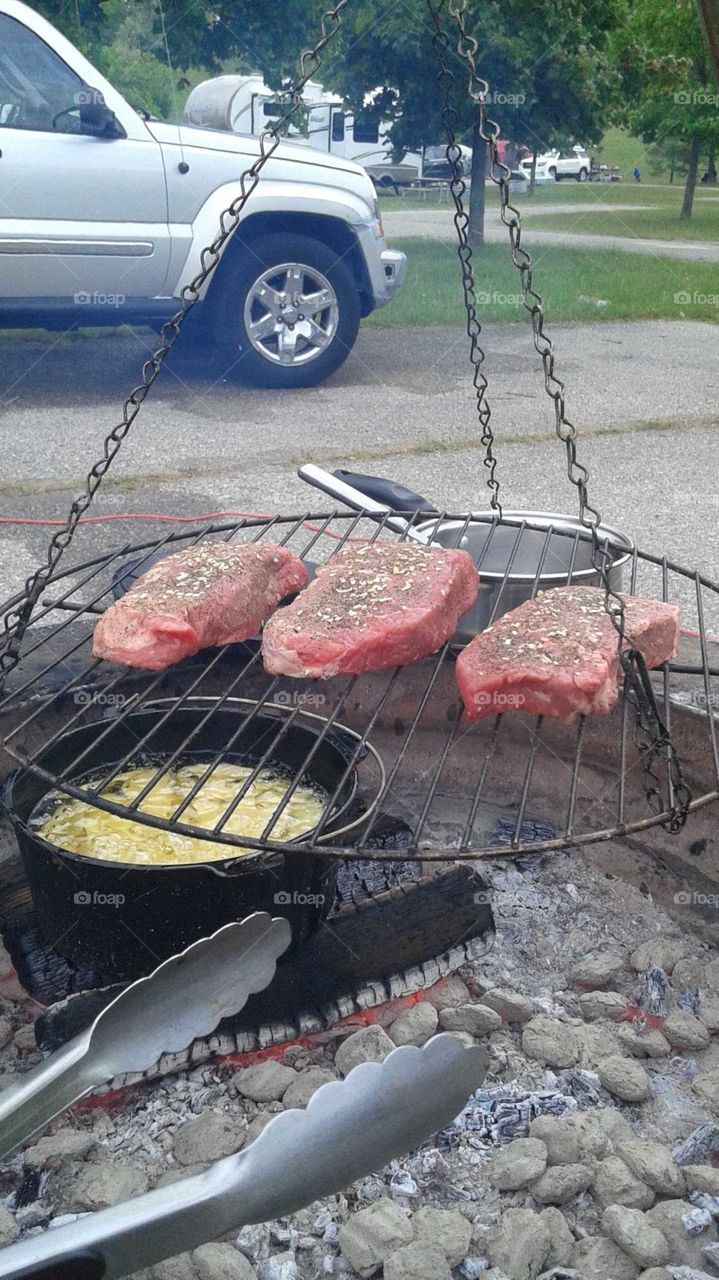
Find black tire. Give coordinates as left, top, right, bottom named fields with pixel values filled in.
left=209, top=231, right=361, bottom=389
left=577, top=168, right=588, bottom=182
left=548, top=166, right=558, bottom=181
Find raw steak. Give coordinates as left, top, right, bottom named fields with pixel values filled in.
left=455, top=584, right=680, bottom=723
left=93, top=541, right=307, bottom=670
left=261, top=540, right=479, bottom=678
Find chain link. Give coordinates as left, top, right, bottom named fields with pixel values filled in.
left=427, top=1, right=501, bottom=514
left=437, top=0, right=690, bottom=830
left=0, top=1, right=349, bottom=681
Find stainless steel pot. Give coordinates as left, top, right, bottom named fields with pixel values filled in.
left=298, top=465, right=634, bottom=645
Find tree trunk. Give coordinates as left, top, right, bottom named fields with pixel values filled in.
left=680, top=135, right=701, bottom=218
left=528, top=147, right=538, bottom=197
left=468, top=118, right=487, bottom=247
left=669, top=163, right=675, bottom=184
left=695, top=0, right=719, bottom=90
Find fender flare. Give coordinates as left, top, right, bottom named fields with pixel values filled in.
left=173, top=181, right=374, bottom=298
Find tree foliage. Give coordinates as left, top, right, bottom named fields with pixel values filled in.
left=612, top=0, right=719, bottom=213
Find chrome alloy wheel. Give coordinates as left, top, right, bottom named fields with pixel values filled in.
left=243, top=262, right=340, bottom=366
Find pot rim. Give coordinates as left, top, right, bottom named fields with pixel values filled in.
left=416, top=509, right=634, bottom=584
left=7, top=701, right=383, bottom=873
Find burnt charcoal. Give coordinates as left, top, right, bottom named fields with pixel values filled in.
left=566, top=1071, right=602, bottom=1107
left=12, top=1169, right=43, bottom=1209
left=674, top=1123, right=719, bottom=1166
left=635, top=965, right=670, bottom=1019
left=440, top=1085, right=575, bottom=1151
left=488, top=818, right=558, bottom=849
left=334, top=817, right=420, bottom=908
left=677, top=987, right=701, bottom=1015
left=362, top=815, right=416, bottom=853
left=1, top=909, right=103, bottom=1006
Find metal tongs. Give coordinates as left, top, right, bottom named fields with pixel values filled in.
left=0, top=915, right=487, bottom=1279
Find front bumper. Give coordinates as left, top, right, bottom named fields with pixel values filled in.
left=356, top=224, right=407, bottom=311
left=376, top=248, right=407, bottom=306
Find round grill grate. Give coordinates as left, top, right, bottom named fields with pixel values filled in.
left=1, top=511, right=718, bottom=861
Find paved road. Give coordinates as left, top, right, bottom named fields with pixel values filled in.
left=384, top=206, right=719, bottom=261
left=0, top=319, right=717, bottom=632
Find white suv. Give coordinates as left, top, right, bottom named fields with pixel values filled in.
left=521, top=147, right=591, bottom=183
left=0, top=1, right=406, bottom=387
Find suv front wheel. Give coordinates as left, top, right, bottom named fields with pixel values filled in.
left=210, top=232, right=361, bottom=388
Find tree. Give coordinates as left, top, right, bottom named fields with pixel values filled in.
left=324, top=0, right=622, bottom=239
left=32, top=0, right=329, bottom=116
left=613, top=0, right=719, bottom=219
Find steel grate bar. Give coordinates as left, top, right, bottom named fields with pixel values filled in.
left=660, top=556, right=675, bottom=813
left=564, top=716, right=587, bottom=838
left=695, top=572, right=719, bottom=784
left=459, top=714, right=504, bottom=848
left=512, top=718, right=544, bottom=844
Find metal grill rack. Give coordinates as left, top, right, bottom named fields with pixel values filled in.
left=2, top=510, right=718, bottom=862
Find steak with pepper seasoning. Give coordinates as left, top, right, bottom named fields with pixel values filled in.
left=261, top=541, right=479, bottom=678
left=93, top=541, right=308, bottom=670
left=455, top=584, right=680, bottom=723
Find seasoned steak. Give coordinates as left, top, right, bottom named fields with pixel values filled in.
left=455, top=585, right=680, bottom=723
left=261, top=541, right=479, bottom=678
left=93, top=542, right=308, bottom=670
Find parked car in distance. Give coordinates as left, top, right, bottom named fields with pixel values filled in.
left=0, top=0, right=406, bottom=388
left=520, top=146, right=591, bottom=183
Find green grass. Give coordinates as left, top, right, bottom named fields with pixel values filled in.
left=592, top=127, right=668, bottom=181
left=367, top=237, right=719, bottom=328
left=528, top=199, right=719, bottom=242
left=381, top=181, right=719, bottom=215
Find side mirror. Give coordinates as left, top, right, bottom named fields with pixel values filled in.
left=77, top=88, right=125, bottom=138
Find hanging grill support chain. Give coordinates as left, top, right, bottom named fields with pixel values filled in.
left=0, top=1, right=350, bottom=682
left=433, top=0, right=691, bottom=831
left=427, top=2, right=501, bottom=516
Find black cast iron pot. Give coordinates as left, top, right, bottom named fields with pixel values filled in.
left=5, top=704, right=359, bottom=983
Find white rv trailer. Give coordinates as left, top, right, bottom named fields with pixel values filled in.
left=184, top=74, right=422, bottom=188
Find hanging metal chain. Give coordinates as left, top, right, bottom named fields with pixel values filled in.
left=0, top=1, right=349, bottom=681
left=439, top=0, right=691, bottom=831
left=427, top=0, right=501, bottom=514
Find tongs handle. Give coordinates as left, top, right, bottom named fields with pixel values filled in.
left=0, top=1032, right=99, bottom=1161
left=0, top=1036, right=487, bottom=1280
